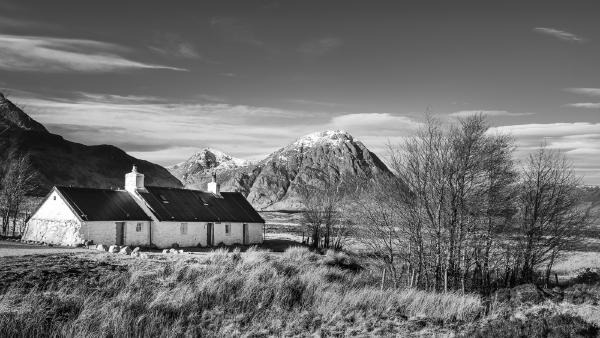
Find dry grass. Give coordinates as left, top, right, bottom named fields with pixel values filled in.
left=0, top=247, right=484, bottom=337
left=553, top=251, right=600, bottom=278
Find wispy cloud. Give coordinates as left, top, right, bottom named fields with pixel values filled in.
left=564, top=88, right=600, bottom=96
left=449, top=110, right=534, bottom=117
left=565, top=103, right=600, bottom=109
left=491, top=122, right=600, bottom=184
left=298, top=37, right=343, bottom=56
left=148, top=33, right=211, bottom=61
left=533, top=27, right=586, bottom=43
left=0, top=34, right=186, bottom=73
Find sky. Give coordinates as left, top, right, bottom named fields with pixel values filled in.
left=1, top=0, right=599, bottom=183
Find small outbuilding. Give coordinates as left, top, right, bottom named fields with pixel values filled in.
left=22, top=166, right=265, bottom=248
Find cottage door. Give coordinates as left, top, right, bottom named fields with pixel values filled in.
left=243, top=223, right=249, bottom=245
left=207, top=223, right=214, bottom=246
left=115, top=222, right=125, bottom=245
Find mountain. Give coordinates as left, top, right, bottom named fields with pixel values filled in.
left=0, top=93, right=182, bottom=193
left=167, top=148, right=250, bottom=190
left=169, top=130, right=392, bottom=210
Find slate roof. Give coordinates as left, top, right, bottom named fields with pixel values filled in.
left=138, top=186, right=265, bottom=223
left=55, top=186, right=151, bottom=221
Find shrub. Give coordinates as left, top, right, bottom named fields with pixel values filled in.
left=574, top=268, right=600, bottom=285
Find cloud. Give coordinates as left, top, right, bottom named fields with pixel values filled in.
left=449, top=110, right=534, bottom=117
left=490, top=122, right=600, bottom=184
left=299, top=37, right=343, bottom=56
left=533, top=27, right=586, bottom=43
left=0, top=34, right=186, bottom=72
left=564, top=88, right=600, bottom=96
left=565, top=103, right=600, bottom=109
left=330, top=113, right=419, bottom=135
left=148, top=33, right=212, bottom=61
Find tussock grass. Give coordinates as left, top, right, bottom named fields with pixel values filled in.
left=0, top=248, right=484, bottom=337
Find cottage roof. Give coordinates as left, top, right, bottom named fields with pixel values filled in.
left=56, top=186, right=152, bottom=221
left=138, top=186, right=265, bottom=223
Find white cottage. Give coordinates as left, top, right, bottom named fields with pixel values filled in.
left=22, top=166, right=265, bottom=248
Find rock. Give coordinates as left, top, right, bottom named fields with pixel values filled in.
left=510, top=284, right=544, bottom=304
left=162, top=249, right=169, bottom=254
left=119, top=246, right=132, bottom=255
left=131, top=251, right=140, bottom=258
left=108, top=245, right=120, bottom=253
left=96, top=244, right=108, bottom=251
left=178, top=250, right=185, bottom=254
left=132, top=247, right=140, bottom=253
left=169, top=248, right=178, bottom=254
left=140, top=253, right=149, bottom=259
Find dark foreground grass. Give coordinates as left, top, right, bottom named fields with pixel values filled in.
left=0, top=248, right=483, bottom=337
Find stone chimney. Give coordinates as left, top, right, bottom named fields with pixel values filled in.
left=207, top=172, right=220, bottom=195
left=125, top=165, right=145, bottom=193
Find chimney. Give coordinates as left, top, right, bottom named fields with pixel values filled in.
left=125, top=165, right=145, bottom=193
left=207, top=171, right=220, bottom=195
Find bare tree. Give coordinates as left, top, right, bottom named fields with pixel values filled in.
left=0, top=156, right=39, bottom=236
left=296, top=168, right=350, bottom=250
left=513, top=145, right=589, bottom=284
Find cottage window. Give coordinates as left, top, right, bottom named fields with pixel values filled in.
left=180, top=223, right=188, bottom=234
left=225, top=223, right=231, bottom=235
left=136, top=223, right=143, bottom=232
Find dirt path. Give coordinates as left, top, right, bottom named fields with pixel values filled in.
left=0, top=240, right=90, bottom=257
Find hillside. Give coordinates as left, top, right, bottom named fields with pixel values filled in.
left=170, top=130, right=392, bottom=210
left=0, top=93, right=182, bottom=193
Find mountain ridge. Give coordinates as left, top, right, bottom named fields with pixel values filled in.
left=169, top=129, right=392, bottom=210
left=0, top=93, right=182, bottom=194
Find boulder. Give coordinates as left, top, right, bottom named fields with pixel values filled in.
left=131, top=251, right=140, bottom=258
left=119, top=246, right=132, bottom=255
left=162, top=249, right=169, bottom=254
left=169, top=248, right=178, bottom=254
left=178, top=250, right=185, bottom=254
left=132, top=247, right=140, bottom=253
left=96, top=244, right=108, bottom=252
left=108, top=245, right=120, bottom=253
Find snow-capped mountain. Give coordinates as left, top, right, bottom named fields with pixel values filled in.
left=169, top=130, right=392, bottom=210
left=167, top=148, right=250, bottom=189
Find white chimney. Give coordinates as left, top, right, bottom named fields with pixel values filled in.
left=207, top=172, right=220, bottom=195
left=125, top=165, right=145, bottom=193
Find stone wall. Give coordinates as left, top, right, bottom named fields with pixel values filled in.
left=22, top=218, right=83, bottom=245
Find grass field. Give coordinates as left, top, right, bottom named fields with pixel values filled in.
left=1, top=245, right=599, bottom=337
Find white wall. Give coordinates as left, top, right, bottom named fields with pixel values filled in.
left=150, top=221, right=264, bottom=248
left=22, top=190, right=84, bottom=245
left=125, top=221, right=151, bottom=247
left=151, top=221, right=207, bottom=248
left=212, top=222, right=263, bottom=246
